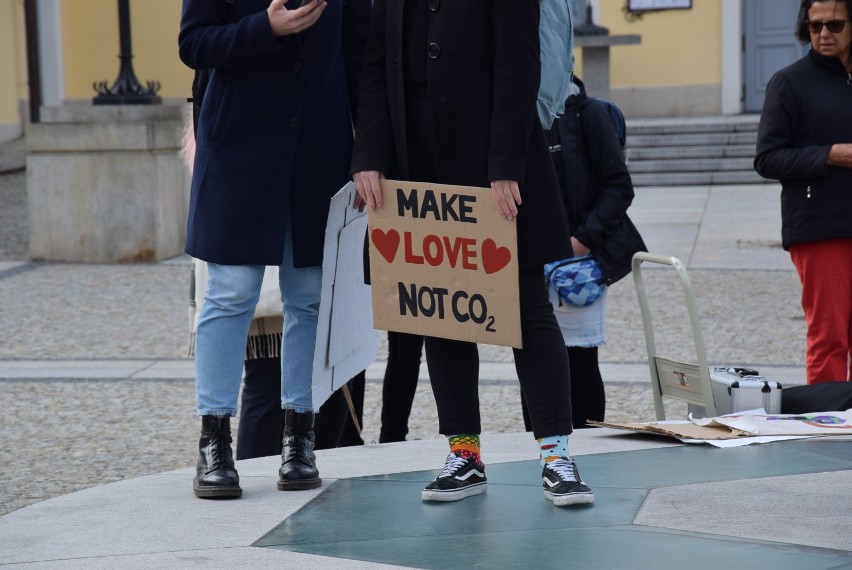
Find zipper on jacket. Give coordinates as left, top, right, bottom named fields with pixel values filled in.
left=848, top=72, right=852, bottom=86
left=806, top=184, right=813, bottom=210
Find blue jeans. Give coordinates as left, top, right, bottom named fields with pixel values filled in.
left=195, top=225, right=322, bottom=415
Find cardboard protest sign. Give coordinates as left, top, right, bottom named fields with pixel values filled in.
left=312, top=182, right=377, bottom=410
left=368, top=179, right=521, bottom=348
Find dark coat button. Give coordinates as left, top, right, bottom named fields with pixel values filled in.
left=290, top=118, right=300, bottom=128
left=428, top=0, right=440, bottom=12
left=427, top=42, right=441, bottom=60
left=293, top=61, right=303, bottom=72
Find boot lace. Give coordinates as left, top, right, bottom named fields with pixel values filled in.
left=547, top=458, right=578, bottom=482
left=207, top=430, right=234, bottom=470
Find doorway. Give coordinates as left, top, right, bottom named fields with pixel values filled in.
left=742, top=0, right=807, bottom=112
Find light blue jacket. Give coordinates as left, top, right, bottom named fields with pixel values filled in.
left=538, top=0, right=574, bottom=129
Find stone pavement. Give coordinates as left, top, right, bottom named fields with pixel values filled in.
left=2, top=153, right=844, bottom=568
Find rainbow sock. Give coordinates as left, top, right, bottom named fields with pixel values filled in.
left=448, top=434, right=482, bottom=465
left=537, top=435, right=569, bottom=467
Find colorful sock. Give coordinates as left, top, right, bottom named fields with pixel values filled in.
left=448, top=434, right=482, bottom=465
left=537, top=435, right=569, bottom=467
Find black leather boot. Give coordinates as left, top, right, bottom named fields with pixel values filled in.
left=278, top=409, right=322, bottom=490
left=193, top=415, right=242, bottom=499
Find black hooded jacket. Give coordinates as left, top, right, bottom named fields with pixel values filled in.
left=547, top=77, right=646, bottom=285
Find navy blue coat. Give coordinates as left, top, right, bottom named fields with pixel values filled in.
left=179, top=0, right=371, bottom=267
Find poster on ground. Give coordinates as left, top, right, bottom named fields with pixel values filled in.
left=368, top=179, right=521, bottom=348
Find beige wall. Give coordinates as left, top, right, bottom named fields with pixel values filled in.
left=0, top=0, right=733, bottom=131
left=581, top=1, right=723, bottom=88
left=61, top=0, right=192, bottom=101
left=0, top=0, right=26, bottom=137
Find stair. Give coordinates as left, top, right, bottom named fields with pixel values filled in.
left=625, top=115, right=773, bottom=187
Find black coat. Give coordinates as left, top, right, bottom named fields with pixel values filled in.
left=350, top=0, right=573, bottom=270
left=552, top=78, right=646, bottom=284
left=179, top=0, right=371, bottom=267
left=754, top=49, right=852, bottom=250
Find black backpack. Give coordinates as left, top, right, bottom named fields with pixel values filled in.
left=589, top=97, right=627, bottom=155
left=187, top=0, right=236, bottom=136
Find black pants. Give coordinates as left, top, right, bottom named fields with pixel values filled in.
left=522, top=346, right=604, bottom=431
left=405, top=81, right=572, bottom=439
left=236, top=357, right=364, bottom=459
left=425, top=268, right=573, bottom=439
left=380, top=331, right=423, bottom=443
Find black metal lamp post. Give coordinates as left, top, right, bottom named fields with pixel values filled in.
left=93, top=0, right=161, bottom=105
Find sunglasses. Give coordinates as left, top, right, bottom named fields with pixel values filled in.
left=807, top=19, right=851, bottom=34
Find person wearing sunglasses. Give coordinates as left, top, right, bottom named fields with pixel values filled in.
left=754, top=0, right=852, bottom=384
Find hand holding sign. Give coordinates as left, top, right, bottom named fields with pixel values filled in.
left=490, top=179, right=522, bottom=221
left=368, top=180, right=521, bottom=348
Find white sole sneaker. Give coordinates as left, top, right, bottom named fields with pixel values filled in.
left=422, top=482, right=487, bottom=502
left=544, top=489, right=595, bottom=506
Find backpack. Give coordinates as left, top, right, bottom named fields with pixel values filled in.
left=589, top=97, right=627, bottom=155
left=187, top=0, right=236, bottom=136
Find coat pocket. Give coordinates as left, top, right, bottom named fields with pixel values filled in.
left=206, top=76, right=233, bottom=142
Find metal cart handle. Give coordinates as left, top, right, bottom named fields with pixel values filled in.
left=631, top=252, right=717, bottom=419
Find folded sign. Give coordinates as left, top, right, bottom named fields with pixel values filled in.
left=368, top=180, right=521, bottom=348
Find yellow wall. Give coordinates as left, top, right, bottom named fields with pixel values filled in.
left=61, top=0, right=192, bottom=101
left=0, top=0, right=24, bottom=125
left=586, top=1, right=723, bottom=88
left=0, top=0, right=730, bottom=127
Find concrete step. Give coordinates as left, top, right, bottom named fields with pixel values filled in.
left=627, top=144, right=755, bottom=161
left=630, top=170, right=773, bottom=187
left=628, top=131, right=758, bottom=148
left=625, top=115, right=761, bottom=136
left=628, top=157, right=755, bottom=174
left=0, top=138, right=25, bottom=174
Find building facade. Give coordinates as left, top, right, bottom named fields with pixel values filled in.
left=0, top=0, right=807, bottom=144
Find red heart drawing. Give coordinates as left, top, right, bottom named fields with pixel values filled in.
left=371, top=228, right=400, bottom=264
left=481, top=239, right=511, bottom=274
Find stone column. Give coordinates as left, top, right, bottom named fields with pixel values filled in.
left=575, top=34, right=642, bottom=100
left=26, top=105, right=189, bottom=262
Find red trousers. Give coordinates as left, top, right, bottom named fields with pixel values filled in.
left=789, top=238, right=852, bottom=384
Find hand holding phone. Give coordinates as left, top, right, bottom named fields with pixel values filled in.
left=267, top=0, right=326, bottom=37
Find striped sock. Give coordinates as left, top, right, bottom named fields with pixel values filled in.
left=537, top=435, right=569, bottom=467
left=448, top=434, right=482, bottom=465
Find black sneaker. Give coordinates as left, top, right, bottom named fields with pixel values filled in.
left=421, top=452, right=487, bottom=502
left=542, top=457, right=594, bottom=506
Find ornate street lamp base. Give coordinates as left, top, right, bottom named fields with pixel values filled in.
left=93, top=93, right=162, bottom=105
left=92, top=0, right=162, bottom=106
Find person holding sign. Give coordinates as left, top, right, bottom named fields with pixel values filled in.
left=351, top=1, right=595, bottom=507
left=178, top=0, right=371, bottom=499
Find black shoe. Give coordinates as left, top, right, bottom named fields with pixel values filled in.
left=421, top=452, right=487, bottom=502
left=278, top=409, right=322, bottom=490
left=193, top=415, right=242, bottom=499
left=542, top=457, right=594, bottom=506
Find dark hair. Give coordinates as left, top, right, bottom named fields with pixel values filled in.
left=796, top=0, right=852, bottom=43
